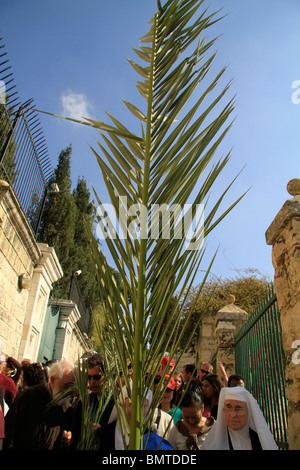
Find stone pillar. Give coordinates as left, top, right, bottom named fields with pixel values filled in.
left=215, top=295, right=248, bottom=379
left=52, top=300, right=81, bottom=361
left=265, top=178, right=300, bottom=450
left=18, top=243, right=63, bottom=361
left=51, top=299, right=90, bottom=363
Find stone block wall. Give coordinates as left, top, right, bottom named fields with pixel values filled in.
left=0, top=180, right=40, bottom=358
left=266, top=178, right=300, bottom=450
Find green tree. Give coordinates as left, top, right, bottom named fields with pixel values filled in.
left=39, top=150, right=123, bottom=333
left=180, top=270, right=271, bottom=350
left=39, top=145, right=77, bottom=298
left=70, top=176, right=100, bottom=308
left=0, top=101, right=18, bottom=183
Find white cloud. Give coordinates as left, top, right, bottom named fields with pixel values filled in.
left=61, top=90, right=93, bottom=121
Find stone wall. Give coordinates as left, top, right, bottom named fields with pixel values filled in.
left=214, top=295, right=248, bottom=377
left=18, top=243, right=64, bottom=361
left=194, top=312, right=217, bottom=365
left=265, top=178, right=300, bottom=450
left=0, top=180, right=40, bottom=358
left=179, top=295, right=247, bottom=380
left=0, top=180, right=89, bottom=365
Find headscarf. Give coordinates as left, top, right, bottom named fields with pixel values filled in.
left=113, top=384, right=153, bottom=450
left=201, top=386, right=278, bottom=450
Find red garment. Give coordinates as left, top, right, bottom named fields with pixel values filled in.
left=0, top=373, right=18, bottom=401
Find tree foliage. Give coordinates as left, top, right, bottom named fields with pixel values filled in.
left=70, top=176, right=101, bottom=308
left=180, top=270, right=271, bottom=349
left=39, top=145, right=77, bottom=298
left=39, top=146, right=101, bottom=311
left=0, top=102, right=18, bottom=184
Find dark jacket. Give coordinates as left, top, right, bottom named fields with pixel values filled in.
left=4, top=383, right=72, bottom=450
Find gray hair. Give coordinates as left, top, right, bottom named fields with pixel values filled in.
left=48, top=359, right=74, bottom=380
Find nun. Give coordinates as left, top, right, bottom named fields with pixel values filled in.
left=201, top=386, right=278, bottom=450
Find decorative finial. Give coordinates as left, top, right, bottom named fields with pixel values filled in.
left=287, top=179, right=300, bottom=197
left=226, top=294, right=235, bottom=304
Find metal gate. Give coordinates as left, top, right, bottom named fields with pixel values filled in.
left=1, top=38, right=54, bottom=236
left=234, top=284, right=289, bottom=449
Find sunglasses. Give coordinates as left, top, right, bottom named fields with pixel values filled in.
left=88, top=374, right=102, bottom=381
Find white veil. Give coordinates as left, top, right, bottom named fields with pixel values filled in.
left=201, top=386, right=278, bottom=450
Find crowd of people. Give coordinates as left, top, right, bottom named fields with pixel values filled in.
left=0, top=351, right=278, bottom=451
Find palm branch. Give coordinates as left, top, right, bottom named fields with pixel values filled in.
left=34, top=0, right=245, bottom=450
left=85, top=0, right=245, bottom=450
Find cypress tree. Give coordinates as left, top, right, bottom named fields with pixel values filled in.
left=39, top=145, right=77, bottom=298
left=71, top=176, right=100, bottom=309
left=39, top=146, right=122, bottom=336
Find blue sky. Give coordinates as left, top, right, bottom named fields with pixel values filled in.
left=1, top=0, right=300, bottom=286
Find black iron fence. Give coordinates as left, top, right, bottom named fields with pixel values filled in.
left=69, top=273, right=92, bottom=335
left=0, top=39, right=53, bottom=236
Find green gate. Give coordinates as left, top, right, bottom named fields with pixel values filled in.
left=38, top=303, right=60, bottom=363
left=234, top=284, right=289, bottom=450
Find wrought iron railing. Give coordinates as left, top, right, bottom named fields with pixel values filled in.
left=0, top=38, right=54, bottom=236
left=234, top=284, right=289, bottom=450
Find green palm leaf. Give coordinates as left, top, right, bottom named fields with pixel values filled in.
left=33, top=0, right=245, bottom=450
left=82, top=0, right=244, bottom=448
left=86, top=0, right=243, bottom=450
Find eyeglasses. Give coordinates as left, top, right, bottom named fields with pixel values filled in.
left=200, top=369, right=209, bottom=374
left=223, top=404, right=247, bottom=415
left=88, top=374, right=102, bottom=381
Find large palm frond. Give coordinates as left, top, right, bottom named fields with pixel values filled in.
left=85, top=0, right=244, bottom=450
left=35, top=0, right=245, bottom=450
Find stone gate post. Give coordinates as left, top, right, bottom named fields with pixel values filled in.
left=265, top=178, right=300, bottom=450
left=215, top=295, right=248, bottom=379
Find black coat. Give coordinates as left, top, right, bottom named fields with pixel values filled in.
left=4, top=383, right=72, bottom=450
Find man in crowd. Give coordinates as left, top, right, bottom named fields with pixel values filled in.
left=70, top=353, right=115, bottom=449
left=4, top=359, right=75, bottom=449
left=182, top=363, right=199, bottom=393
left=197, top=362, right=214, bottom=383
left=86, top=353, right=114, bottom=425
